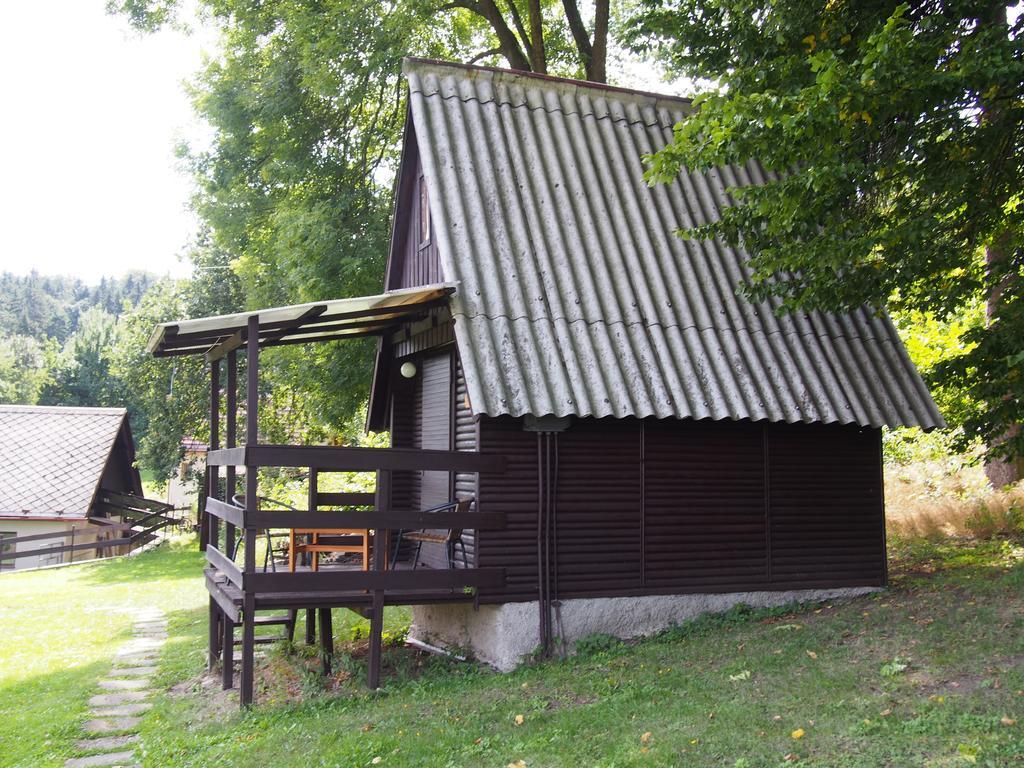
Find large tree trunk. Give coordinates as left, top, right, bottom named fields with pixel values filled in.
left=981, top=1, right=1020, bottom=487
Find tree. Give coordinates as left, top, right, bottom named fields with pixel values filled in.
left=631, top=0, right=1024, bottom=479
left=111, top=0, right=612, bottom=81
left=40, top=307, right=121, bottom=407
left=0, top=334, right=55, bottom=404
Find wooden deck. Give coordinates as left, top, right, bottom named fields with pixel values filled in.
left=201, top=436, right=508, bottom=707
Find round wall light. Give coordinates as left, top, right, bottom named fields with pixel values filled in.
left=400, top=361, right=418, bottom=379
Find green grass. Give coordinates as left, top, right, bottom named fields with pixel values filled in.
left=0, top=538, right=207, bottom=768
left=4, top=538, right=1024, bottom=767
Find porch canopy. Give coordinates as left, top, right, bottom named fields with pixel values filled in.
left=147, top=283, right=454, bottom=360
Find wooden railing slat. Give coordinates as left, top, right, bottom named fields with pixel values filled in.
left=247, top=509, right=505, bottom=530
left=205, top=544, right=243, bottom=588
left=245, top=566, right=505, bottom=593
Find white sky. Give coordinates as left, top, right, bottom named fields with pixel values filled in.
left=0, top=2, right=211, bottom=283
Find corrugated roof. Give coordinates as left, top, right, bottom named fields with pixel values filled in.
left=0, top=405, right=128, bottom=519
left=405, top=59, right=945, bottom=429
left=148, top=284, right=455, bottom=357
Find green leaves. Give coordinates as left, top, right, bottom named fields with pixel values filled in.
left=631, top=0, right=1024, bottom=463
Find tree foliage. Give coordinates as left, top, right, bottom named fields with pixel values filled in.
left=632, top=0, right=1024, bottom=461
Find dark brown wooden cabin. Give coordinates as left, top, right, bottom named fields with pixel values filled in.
left=149, top=59, right=944, bottom=706
left=368, top=59, right=944, bottom=606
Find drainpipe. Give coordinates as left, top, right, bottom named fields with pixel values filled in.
left=524, top=415, right=570, bottom=658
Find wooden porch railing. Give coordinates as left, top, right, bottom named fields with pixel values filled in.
left=201, top=443, right=508, bottom=707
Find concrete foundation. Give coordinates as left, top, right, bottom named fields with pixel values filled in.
left=411, top=587, right=880, bottom=671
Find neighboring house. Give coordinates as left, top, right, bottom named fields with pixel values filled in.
left=167, top=437, right=208, bottom=512
left=366, top=59, right=945, bottom=667
left=0, top=405, right=144, bottom=570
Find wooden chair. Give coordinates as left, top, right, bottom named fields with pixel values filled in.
left=289, top=471, right=376, bottom=572
left=229, top=494, right=293, bottom=571
left=391, top=498, right=472, bottom=570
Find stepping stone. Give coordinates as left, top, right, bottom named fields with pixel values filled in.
left=88, top=703, right=151, bottom=717
left=98, top=679, right=150, bottom=691
left=64, top=750, right=136, bottom=767
left=113, top=654, right=158, bottom=665
left=89, top=692, right=148, bottom=706
left=75, top=735, right=140, bottom=751
left=82, top=718, right=141, bottom=733
left=107, top=666, right=156, bottom=677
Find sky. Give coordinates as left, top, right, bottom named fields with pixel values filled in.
left=0, top=2, right=212, bottom=284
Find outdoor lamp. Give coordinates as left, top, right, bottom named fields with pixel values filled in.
left=400, top=361, right=417, bottom=378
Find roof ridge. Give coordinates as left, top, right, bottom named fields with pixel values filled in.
left=403, top=57, right=693, bottom=111
left=0, top=404, right=126, bottom=415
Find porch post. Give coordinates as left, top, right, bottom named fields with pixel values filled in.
left=206, top=358, right=221, bottom=672
left=240, top=314, right=259, bottom=707
left=367, top=469, right=391, bottom=689
left=222, top=349, right=239, bottom=691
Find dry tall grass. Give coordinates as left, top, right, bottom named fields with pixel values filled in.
left=886, top=460, right=1024, bottom=541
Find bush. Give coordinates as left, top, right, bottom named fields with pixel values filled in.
left=574, top=633, right=624, bottom=658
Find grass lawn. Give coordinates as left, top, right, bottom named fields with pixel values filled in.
left=3, top=538, right=1024, bottom=767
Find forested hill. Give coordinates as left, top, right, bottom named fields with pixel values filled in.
left=0, top=270, right=157, bottom=411
left=0, top=271, right=154, bottom=343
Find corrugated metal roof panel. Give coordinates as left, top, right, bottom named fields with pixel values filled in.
left=405, top=59, right=945, bottom=429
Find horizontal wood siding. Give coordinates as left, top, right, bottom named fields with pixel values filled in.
left=644, top=419, right=767, bottom=590
left=477, top=417, right=539, bottom=601
left=555, top=419, right=642, bottom=595
left=474, top=417, right=885, bottom=603
left=393, top=314, right=454, bottom=358
left=454, top=357, right=477, bottom=567
left=767, top=423, right=885, bottom=587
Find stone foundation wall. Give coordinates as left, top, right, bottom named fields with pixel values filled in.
left=411, top=587, right=880, bottom=671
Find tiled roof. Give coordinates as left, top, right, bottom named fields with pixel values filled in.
left=0, top=405, right=128, bottom=519
left=405, top=59, right=945, bottom=429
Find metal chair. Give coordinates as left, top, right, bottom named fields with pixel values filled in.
left=229, top=494, right=297, bottom=572
left=390, top=498, right=472, bottom=570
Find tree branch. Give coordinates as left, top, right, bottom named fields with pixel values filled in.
left=526, top=0, right=546, bottom=73
left=590, top=0, right=609, bottom=83
left=469, top=0, right=532, bottom=71
left=468, top=47, right=503, bottom=64
left=502, top=0, right=536, bottom=66
left=561, top=0, right=593, bottom=73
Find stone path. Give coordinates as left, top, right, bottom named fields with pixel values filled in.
left=68, top=609, right=166, bottom=768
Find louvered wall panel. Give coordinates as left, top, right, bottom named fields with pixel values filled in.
left=415, top=351, right=453, bottom=569
left=767, top=424, right=885, bottom=586
left=388, top=376, right=417, bottom=516
left=477, top=417, right=540, bottom=602
left=554, top=419, right=642, bottom=595
left=644, top=419, right=767, bottom=589
left=453, top=356, right=477, bottom=567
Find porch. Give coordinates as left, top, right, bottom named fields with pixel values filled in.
left=147, top=285, right=509, bottom=706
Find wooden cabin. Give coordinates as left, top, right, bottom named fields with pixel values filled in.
left=366, top=59, right=945, bottom=668
left=149, top=60, right=943, bottom=704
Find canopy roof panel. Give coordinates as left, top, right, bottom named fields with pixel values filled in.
left=148, top=284, right=454, bottom=359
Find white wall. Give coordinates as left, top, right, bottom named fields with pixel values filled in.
left=0, top=519, right=105, bottom=571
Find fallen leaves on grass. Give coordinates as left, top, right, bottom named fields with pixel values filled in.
left=1001, top=716, right=1017, bottom=726
left=729, top=670, right=751, bottom=681
left=513, top=714, right=525, bottom=726
left=791, top=728, right=806, bottom=740
left=641, top=731, right=652, bottom=745
left=806, top=650, right=818, bottom=660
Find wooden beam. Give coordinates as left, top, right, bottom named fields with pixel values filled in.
left=247, top=509, right=505, bottom=530
left=205, top=544, right=243, bottom=588
left=206, top=497, right=245, bottom=528
left=259, top=305, right=327, bottom=345
left=244, top=566, right=505, bottom=593
left=205, top=332, right=243, bottom=364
